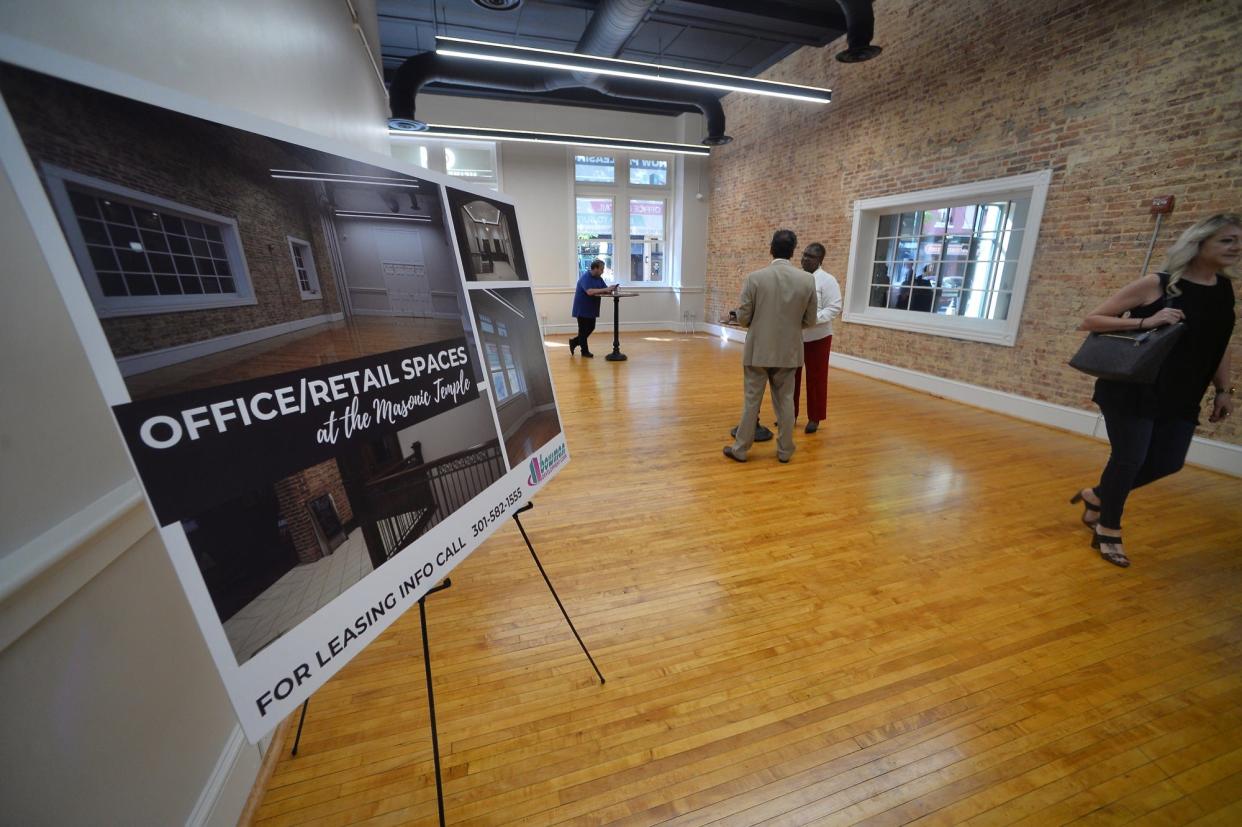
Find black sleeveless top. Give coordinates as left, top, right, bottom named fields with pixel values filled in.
left=1093, top=272, right=1236, bottom=422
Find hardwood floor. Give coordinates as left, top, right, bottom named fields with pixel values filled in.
left=251, top=332, right=1242, bottom=826
left=505, top=409, right=564, bottom=469
left=125, top=316, right=465, bottom=400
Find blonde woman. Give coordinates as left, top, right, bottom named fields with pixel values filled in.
left=1072, top=214, right=1238, bottom=567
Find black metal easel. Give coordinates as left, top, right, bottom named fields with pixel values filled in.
left=286, top=502, right=604, bottom=827
left=418, top=578, right=454, bottom=827
left=512, top=501, right=605, bottom=685
left=288, top=578, right=454, bottom=824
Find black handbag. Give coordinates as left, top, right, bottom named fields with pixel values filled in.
left=1068, top=321, right=1185, bottom=384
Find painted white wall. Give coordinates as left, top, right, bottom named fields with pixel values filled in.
left=0, top=530, right=244, bottom=826
left=0, top=0, right=389, bottom=154
left=0, top=1, right=389, bottom=824
left=398, top=395, right=497, bottom=464
left=395, top=98, right=712, bottom=332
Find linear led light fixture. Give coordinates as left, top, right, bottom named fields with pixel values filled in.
left=482, top=289, right=526, bottom=319
left=462, top=205, right=503, bottom=226
left=270, top=169, right=421, bottom=189
left=435, top=36, right=831, bottom=104
left=390, top=123, right=710, bottom=156
left=333, top=210, right=432, bottom=222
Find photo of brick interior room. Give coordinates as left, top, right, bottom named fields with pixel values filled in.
left=446, top=186, right=530, bottom=282
left=467, top=286, right=562, bottom=469
left=0, top=62, right=508, bottom=662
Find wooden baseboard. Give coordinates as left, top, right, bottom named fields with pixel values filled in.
left=236, top=711, right=295, bottom=827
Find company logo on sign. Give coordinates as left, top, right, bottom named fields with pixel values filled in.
left=526, top=443, right=567, bottom=486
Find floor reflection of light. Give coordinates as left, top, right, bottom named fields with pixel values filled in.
left=545, top=341, right=568, bottom=348
left=921, top=461, right=961, bottom=508
left=643, top=337, right=675, bottom=342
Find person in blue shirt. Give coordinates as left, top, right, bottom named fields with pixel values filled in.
left=569, top=259, right=616, bottom=357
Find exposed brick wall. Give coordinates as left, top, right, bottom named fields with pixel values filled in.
left=1, top=65, right=345, bottom=357
left=273, top=459, right=354, bottom=566
left=706, top=0, right=1241, bottom=444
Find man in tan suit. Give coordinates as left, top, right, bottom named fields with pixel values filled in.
left=724, top=229, right=818, bottom=463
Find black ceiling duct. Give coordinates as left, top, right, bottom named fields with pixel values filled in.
left=387, top=1, right=881, bottom=143
left=387, top=51, right=731, bottom=145
left=831, top=0, right=883, bottom=63
left=576, top=0, right=657, bottom=57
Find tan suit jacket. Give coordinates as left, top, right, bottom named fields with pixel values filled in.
left=734, top=258, right=818, bottom=367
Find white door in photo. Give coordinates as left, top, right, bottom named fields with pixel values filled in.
left=377, top=227, right=430, bottom=316
left=382, top=261, right=431, bottom=317
left=337, top=222, right=432, bottom=317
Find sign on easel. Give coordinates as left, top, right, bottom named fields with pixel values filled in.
left=0, top=48, right=569, bottom=741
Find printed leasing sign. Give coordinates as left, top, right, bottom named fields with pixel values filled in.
left=0, top=50, right=567, bottom=740
left=115, top=341, right=477, bottom=525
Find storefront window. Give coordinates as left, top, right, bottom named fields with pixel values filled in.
left=575, top=154, right=616, bottom=184
left=575, top=196, right=614, bottom=278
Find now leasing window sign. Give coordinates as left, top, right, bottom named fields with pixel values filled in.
left=0, top=51, right=568, bottom=741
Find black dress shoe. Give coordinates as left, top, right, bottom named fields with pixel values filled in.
left=569, top=338, right=578, bottom=355
left=581, top=350, right=595, bottom=358
left=723, top=446, right=746, bottom=462
left=805, top=420, right=819, bottom=434
left=729, top=424, right=773, bottom=442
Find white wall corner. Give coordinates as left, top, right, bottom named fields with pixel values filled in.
left=700, top=321, right=747, bottom=344
left=187, top=725, right=261, bottom=827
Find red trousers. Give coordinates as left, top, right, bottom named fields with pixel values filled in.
left=794, top=335, right=832, bottom=422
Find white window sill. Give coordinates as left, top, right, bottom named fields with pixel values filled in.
left=841, top=308, right=1019, bottom=346
left=96, top=295, right=259, bottom=318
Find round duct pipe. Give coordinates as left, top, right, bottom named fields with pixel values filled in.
left=832, top=0, right=883, bottom=62
left=388, top=52, right=732, bottom=145
left=576, top=0, right=657, bottom=57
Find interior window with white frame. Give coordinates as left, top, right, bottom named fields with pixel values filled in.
left=477, top=312, right=525, bottom=403
left=41, top=164, right=255, bottom=318
left=287, top=236, right=320, bottom=300
left=573, top=150, right=671, bottom=285
left=842, top=171, right=1051, bottom=346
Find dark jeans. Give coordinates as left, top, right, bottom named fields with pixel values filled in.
left=571, top=316, right=596, bottom=353
left=1094, top=403, right=1196, bottom=530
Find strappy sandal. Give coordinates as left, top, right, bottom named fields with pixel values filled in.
left=1091, top=531, right=1130, bottom=568
left=1069, top=490, right=1101, bottom=528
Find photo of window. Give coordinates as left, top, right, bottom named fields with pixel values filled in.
left=0, top=63, right=476, bottom=400
left=43, top=172, right=254, bottom=316
left=445, top=186, right=529, bottom=282
left=467, top=287, right=561, bottom=469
